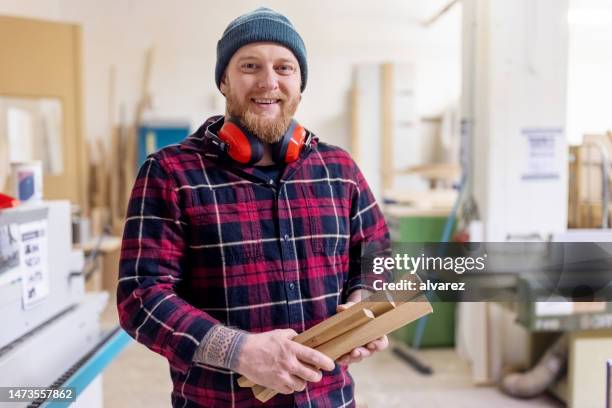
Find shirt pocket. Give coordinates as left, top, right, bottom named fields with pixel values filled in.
left=301, top=183, right=349, bottom=256
left=187, top=186, right=264, bottom=262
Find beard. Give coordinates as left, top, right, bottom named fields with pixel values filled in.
left=225, top=86, right=300, bottom=144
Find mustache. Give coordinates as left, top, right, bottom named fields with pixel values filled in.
left=248, top=93, right=285, bottom=101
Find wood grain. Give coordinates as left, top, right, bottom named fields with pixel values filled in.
left=237, top=307, right=377, bottom=389
left=253, top=295, right=432, bottom=402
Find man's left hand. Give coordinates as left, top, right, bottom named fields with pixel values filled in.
left=335, top=290, right=389, bottom=366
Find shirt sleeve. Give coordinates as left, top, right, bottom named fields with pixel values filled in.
left=345, top=160, right=391, bottom=298
left=117, top=156, right=220, bottom=374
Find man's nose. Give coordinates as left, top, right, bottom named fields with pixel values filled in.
left=256, top=65, right=279, bottom=91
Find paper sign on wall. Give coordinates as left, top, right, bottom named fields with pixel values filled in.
left=521, top=128, right=563, bottom=181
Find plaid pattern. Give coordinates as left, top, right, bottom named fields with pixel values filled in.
left=117, top=116, right=390, bottom=407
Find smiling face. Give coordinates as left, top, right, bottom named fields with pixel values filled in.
left=220, top=42, right=301, bottom=144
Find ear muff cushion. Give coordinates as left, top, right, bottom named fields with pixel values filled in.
left=218, top=120, right=264, bottom=164
left=285, top=124, right=306, bottom=163
left=274, top=121, right=306, bottom=163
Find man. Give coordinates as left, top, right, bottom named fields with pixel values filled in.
left=118, top=7, right=390, bottom=407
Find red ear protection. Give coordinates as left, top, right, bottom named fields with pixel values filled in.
left=272, top=120, right=308, bottom=164
left=218, top=118, right=264, bottom=165
left=217, top=117, right=308, bottom=165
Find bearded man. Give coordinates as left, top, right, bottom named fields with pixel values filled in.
left=117, top=7, right=390, bottom=407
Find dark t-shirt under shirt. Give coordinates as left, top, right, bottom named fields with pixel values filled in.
left=255, top=163, right=285, bottom=185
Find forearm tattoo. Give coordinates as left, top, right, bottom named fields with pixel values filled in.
left=195, top=325, right=247, bottom=370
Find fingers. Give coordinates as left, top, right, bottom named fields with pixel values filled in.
left=276, top=373, right=306, bottom=395
left=293, top=343, right=335, bottom=371
left=338, top=339, right=389, bottom=365
left=337, top=354, right=355, bottom=366
left=351, top=346, right=371, bottom=359
left=291, top=360, right=323, bottom=383
left=286, top=374, right=306, bottom=393
left=278, top=361, right=322, bottom=394
left=346, top=289, right=366, bottom=304
left=365, top=335, right=389, bottom=352
left=337, top=351, right=363, bottom=366
left=337, top=347, right=367, bottom=365
left=277, top=383, right=294, bottom=395
left=336, top=301, right=356, bottom=313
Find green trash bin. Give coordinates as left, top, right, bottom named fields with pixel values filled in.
left=385, top=206, right=456, bottom=348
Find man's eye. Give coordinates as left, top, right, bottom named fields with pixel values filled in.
left=276, top=65, right=295, bottom=74
left=241, top=63, right=258, bottom=72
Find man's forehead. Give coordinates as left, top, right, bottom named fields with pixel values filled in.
left=232, top=42, right=298, bottom=62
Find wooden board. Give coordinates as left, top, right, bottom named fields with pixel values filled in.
left=237, top=306, right=379, bottom=389
left=349, top=87, right=360, bottom=161
left=109, top=125, right=122, bottom=232
left=316, top=296, right=431, bottom=359
left=397, top=163, right=461, bottom=181
left=253, top=295, right=433, bottom=402
left=381, top=63, right=393, bottom=191
left=296, top=308, right=375, bottom=349
left=238, top=290, right=398, bottom=388
left=568, top=330, right=612, bottom=408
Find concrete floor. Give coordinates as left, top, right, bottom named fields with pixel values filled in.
left=100, top=299, right=562, bottom=408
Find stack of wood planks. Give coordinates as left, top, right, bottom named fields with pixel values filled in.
left=568, top=132, right=612, bottom=228
left=238, top=286, right=433, bottom=402
left=89, top=48, right=155, bottom=236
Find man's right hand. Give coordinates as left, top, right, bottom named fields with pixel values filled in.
left=236, top=329, right=335, bottom=394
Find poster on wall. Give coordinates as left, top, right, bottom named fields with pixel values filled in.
left=0, top=223, right=20, bottom=286
left=19, top=220, right=49, bottom=309
left=521, top=127, right=563, bottom=181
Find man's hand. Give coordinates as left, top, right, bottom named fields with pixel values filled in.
left=335, top=290, right=389, bottom=366
left=236, top=329, right=335, bottom=395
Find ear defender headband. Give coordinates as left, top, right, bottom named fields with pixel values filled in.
left=216, top=117, right=309, bottom=165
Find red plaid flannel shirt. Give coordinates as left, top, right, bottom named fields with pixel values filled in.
left=117, top=116, right=390, bottom=407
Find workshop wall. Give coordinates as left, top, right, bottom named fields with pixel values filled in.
left=566, top=0, right=612, bottom=145
left=0, top=0, right=461, bottom=152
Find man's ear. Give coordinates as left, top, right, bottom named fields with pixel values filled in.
left=219, top=74, right=228, bottom=96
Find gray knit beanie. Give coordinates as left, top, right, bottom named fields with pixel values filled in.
left=215, top=7, right=307, bottom=93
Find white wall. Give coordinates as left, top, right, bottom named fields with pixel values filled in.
left=0, top=0, right=461, bottom=161
left=466, top=0, right=570, bottom=241
left=567, top=0, right=612, bottom=145
left=0, top=0, right=61, bottom=20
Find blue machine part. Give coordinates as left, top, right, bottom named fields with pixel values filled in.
left=42, top=329, right=132, bottom=408
left=137, top=121, right=190, bottom=168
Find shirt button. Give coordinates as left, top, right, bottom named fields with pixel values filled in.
left=283, top=234, right=289, bottom=241
left=289, top=282, right=296, bottom=290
